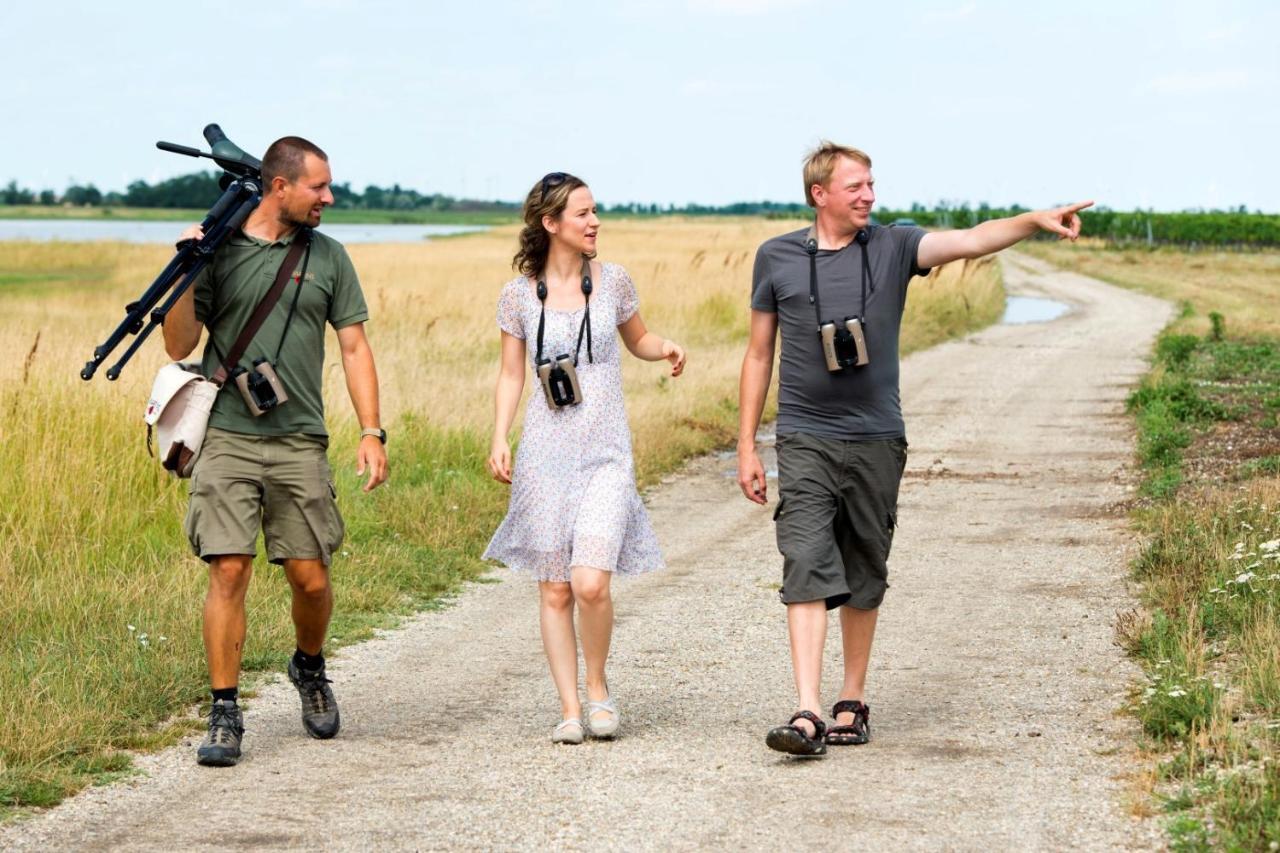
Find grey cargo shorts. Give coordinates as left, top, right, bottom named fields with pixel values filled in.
left=773, top=432, right=908, bottom=610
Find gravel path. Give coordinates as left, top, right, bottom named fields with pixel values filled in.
left=3, top=251, right=1172, bottom=851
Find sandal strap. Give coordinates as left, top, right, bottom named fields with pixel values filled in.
left=585, top=696, right=617, bottom=715
left=554, top=718, right=583, bottom=733
left=788, top=710, right=827, bottom=738
left=832, top=699, right=869, bottom=717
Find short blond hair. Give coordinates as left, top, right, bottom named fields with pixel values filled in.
left=803, top=141, right=872, bottom=208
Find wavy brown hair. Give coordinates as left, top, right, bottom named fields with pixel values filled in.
left=512, top=172, right=590, bottom=278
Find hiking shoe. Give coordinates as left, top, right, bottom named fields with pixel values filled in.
left=196, top=699, right=244, bottom=767
left=288, top=658, right=341, bottom=739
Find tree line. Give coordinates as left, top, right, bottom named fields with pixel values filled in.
left=4, top=173, right=1278, bottom=246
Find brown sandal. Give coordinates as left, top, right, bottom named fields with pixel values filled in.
left=825, top=700, right=870, bottom=745
left=766, top=710, right=828, bottom=757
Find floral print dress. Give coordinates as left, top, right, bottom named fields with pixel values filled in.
left=482, top=262, right=665, bottom=582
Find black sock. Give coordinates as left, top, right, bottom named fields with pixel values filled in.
left=293, top=648, right=325, bottom=671
left=211, top=687, right=238, bottom=704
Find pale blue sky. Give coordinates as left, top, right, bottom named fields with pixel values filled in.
left=2, top=0, right=1276, bottom=211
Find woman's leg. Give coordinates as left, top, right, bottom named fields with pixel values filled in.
left=570, top=566, right=614, bottom=708
left=539, top=581, right=580, bottom=719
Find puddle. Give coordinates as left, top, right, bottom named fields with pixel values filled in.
left=1002, top=295, right=1069, bottom=325
left=723, top=468, right=778, bottom=479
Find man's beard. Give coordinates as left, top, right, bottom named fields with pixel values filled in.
left=277, top=207, right=318, bottom=228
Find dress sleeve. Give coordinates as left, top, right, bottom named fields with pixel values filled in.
left=497, top=280, right=525, bottom=339
left=613, top=264, right=639, bottom=325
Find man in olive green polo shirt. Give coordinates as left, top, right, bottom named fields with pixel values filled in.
left=163, top=136, right=389, bottom=767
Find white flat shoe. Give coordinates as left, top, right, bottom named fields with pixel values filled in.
left=551, top=718, right=584, bottom=745
left=586, top=696, right=620, bottom=739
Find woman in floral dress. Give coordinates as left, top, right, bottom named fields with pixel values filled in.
left=484, top=173, right=687, bottom=744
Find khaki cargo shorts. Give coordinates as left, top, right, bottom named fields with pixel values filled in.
left=773, top=432, right=907, bottom=610
left=184, top=428, right=345, bottom=566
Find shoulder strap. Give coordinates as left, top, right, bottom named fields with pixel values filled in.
left=211, top=229, right=311, bottom=386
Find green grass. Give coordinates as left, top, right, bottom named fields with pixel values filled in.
left=1121, top=309, right=1280, bottom=849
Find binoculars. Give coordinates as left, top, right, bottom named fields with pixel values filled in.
left=819, top=317, right=870, bottom=372
left=537, top=355, right=584, bottom=409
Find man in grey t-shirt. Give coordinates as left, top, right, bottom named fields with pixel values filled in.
left=738, top=141, right=1092, bottom=756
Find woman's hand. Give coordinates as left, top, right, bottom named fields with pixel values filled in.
left=661, top=339, right=687, bottom=377
left=487, top=437, right=512, bottom=484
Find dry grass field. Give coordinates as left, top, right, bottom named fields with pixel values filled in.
left=0, top=218, right=1003, bottom=812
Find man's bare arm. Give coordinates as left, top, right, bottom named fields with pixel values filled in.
left=737, top=309, right=778, bottom=504
left=917, top=200, right=1094, bottom=269
left=335, top=322, right=388, bottom=492
left=161, top=225, right=206, bottom=360
left=161, top=287, right=203, bottom=360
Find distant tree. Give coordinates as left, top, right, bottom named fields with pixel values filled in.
left=1, top=180, right=35, bottom=205
left=64, top=184, right=102, bottom=206
left=39, top=189, right=56, bottom=206
left=331, top=181, right=359, bottom=209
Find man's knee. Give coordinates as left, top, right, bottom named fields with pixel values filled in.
left=285, top=560, right=331, bottom=599
left=208, top=555, right=253, bottom=598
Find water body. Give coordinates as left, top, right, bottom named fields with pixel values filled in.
left=1002, top=295, right=1070, bottom=324
left=0, top=219, right=486, bottom=244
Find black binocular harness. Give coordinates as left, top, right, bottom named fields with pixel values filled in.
left=806, top=224, right=875, bottom=330
left=534, top=255, right=594, bottom=367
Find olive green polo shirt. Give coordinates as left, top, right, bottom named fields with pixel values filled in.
left=192, top=227, right=368, bottom=437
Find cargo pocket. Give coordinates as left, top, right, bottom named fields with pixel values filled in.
left=884, top=510, right=898, bottom=560
left=772, top=497, right=786, bottom=521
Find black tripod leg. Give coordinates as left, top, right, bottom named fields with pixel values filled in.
left=80, top=179, right=256, bottom=381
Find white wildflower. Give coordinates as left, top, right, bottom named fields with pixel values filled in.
left=127, top=624, right=136, bottom=632
left=1234, top=571, right=1256, bottom=584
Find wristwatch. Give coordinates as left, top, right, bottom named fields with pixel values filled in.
left=360, top=427, right=387, bottom=445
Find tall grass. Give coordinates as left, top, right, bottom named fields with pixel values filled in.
left=0, top=219, right=1002, bottom=813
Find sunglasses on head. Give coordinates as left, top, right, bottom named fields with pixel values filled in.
left=540, top=172, right=569, bottom=200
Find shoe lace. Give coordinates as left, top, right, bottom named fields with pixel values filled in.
left=208, top=704, right=241, bottom=744
left=298, top=671, right=333, bottom=715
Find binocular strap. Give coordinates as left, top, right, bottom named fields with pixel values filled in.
left=806, top=223, right=875, bottom=331
left=534, top=255, right=594, bottom=367
left=209, top=228, right=313, bottom=386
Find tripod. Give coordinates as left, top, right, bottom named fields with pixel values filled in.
left=80, top=124, right=263, bottom=381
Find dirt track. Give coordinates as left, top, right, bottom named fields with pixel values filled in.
left=2, top=251, right=1172, bottom=851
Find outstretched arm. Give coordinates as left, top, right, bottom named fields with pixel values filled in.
left=736, top=310, right=778, bottom=505
left=618, top=311, right=687, bottom=376
left=335, top=322, right=388, bottom=492
left=917, top=200, right=1094, bottom=269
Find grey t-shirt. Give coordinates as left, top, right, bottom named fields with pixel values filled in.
left=751, top=224, right=929, bottom=441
